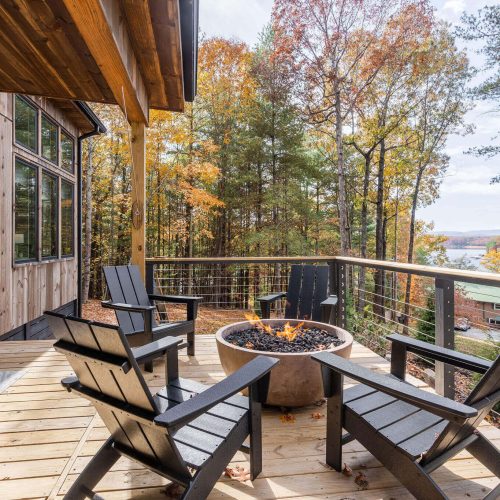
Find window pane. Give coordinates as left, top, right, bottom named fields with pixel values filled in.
left=15, top=96, right=37, bottom=152
left=61, top=181, right=74, bottom=257
left=61, top=132, right=74, bottom=173
left=42, top=173, right=58, bottom=258
left=15, top=160, right=37, bottom=261
left=41, top=115, right=58, bottom=164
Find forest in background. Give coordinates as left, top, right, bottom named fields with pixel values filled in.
left=81, top=1, right=499, bottom=301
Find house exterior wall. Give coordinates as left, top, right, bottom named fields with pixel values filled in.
left=0, top=93, right=80, bottom=340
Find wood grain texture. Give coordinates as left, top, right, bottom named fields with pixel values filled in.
left=0, top=336, right=497, bottom=499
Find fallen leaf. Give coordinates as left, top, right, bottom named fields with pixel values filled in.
left=311, top=412, right=324, bottom=419
left=225, top=465, right=251, bottom=482
left=163, top=482, right=183, bottom=498
left=355, top=471, right=369, bottom=490
left=280, top=413, right=296, bottom=423
left=244, top=342, right=254, bottom=349
left=342, top=463, right=353, bottom=477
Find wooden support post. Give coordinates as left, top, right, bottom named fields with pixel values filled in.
left=435, top=278, right=455, bottom=398
left=130, top=122, right=146, bottom=281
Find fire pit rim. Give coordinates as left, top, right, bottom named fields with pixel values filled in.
left=215, top=319, right=353, bottom=356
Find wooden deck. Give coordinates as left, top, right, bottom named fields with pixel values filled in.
left=0, top=336, right=498, bottom=499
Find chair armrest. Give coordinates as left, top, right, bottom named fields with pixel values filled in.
left=320, top=295, right=338, bottom=323
left=101, top=300, right=155, bottom=313
left=257, top=292, right=287, bottom=319
left=312, top=351, right=477, bottom=423
left=148, top=294, right=203, bottom=304
left=154, top=355, right=279, bottom=429
left=256, top=292, right=287, bottom=303
left=132, top=336, right=182, bottom=365
left=388, top=334, right=492, bottom=374
left=320, top=296, right=338, bottom=307
left=101, top=301, right=155, bottom=335
left=148, top=294, right=203, bottom=321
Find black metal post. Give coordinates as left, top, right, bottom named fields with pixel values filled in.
left=435, top=278, right=455, bottom=398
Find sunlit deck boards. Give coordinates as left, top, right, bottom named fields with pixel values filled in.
left=0, top=337, right=498, bottom=499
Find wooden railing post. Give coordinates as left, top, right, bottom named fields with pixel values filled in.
left=435, top=278, right=455, bottom=398
left=145, top=261, right=155, bottom=295
left=329, top=261, right=346, bottom=329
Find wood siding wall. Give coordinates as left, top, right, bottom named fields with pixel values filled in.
left=0, top=93, right=80, bottom=337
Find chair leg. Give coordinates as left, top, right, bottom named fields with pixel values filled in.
left=187, top=329, right=195, bottom=356
left=249, top=401, right=263, bottom=480
left=64, top=438, right=120, bottom=500
left=466, top=432, right=500, bottom=477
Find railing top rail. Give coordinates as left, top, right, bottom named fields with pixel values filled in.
left=146, top=256, right=337, bottom=265
left=146, top=255, right=500, bottom=287
left=335, top=256, right=500, bottom=287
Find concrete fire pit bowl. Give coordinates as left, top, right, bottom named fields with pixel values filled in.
left=216, top=319, right=353, bottom=407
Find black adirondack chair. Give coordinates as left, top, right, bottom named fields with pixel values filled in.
left=102, top=265, right=202, bottom=370
left=257, top=264, right=337, bottom=323
left=45, top=311, right=279, bottom=500
left=313, top=333, right=500, bottom=500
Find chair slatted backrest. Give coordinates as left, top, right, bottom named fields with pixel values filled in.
left=423, top=355, right=500, bottom=464
left=45, top=311, right=191, bottom=483
left=103, top=265, right=157, bottom=335
left=285, top=265, right=329, bottom=321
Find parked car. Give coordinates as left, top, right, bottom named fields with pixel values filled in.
left=454, top=317, right=471, bottom=331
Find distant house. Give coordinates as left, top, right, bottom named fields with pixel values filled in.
left=458, top=283, right=500, bottom=329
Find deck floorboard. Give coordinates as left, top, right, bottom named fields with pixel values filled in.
left=0, top=336, right=497, bottom=499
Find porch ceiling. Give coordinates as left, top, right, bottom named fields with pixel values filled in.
left=0, top=0, right=198, bottom=123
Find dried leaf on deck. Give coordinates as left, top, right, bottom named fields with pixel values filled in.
left=313, top=399, right=326, bottom=407
left=311, top=412, right=324, bottom=419
left=355, top=471, right=369, bottom=490
left=163, top=482, right=184, bottom=498
left=225, top=465, right=251, bottom=482
left=342, top=463, right=353, bottom=477
left=280, top=413, right=296, bottom=423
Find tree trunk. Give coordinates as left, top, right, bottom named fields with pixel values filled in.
left=357, top=154, right=371, bottom=313
left=374, top=139, right=386, bottom=318
left=334, top=82, right=350, bottom=255
left=82, top=137, right=93, bottom=303
left=403, top=167, right=424, bottom=334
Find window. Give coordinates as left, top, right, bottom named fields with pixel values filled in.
left=14, top=159, right=37, bottom=261
left=61, top=132, right=74, bottom=173
left=15, top=96, right=37, bottom=152
left=61, top=181, right=74, bottom=257
left=488, top=318, right=500, bottom=326
left=41, top=114, right=58, bottom=164
left=41, top=172, right=58, bottom=259
left=494, top=304, right=500, bottom=311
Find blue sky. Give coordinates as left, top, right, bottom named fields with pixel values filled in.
left=199, top=0, right=500, bottom=233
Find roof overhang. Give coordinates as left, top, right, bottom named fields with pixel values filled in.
left=0, top=0, right=199, bottom=124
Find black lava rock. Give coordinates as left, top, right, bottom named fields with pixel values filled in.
left=225, top=325, right=344, bottom=353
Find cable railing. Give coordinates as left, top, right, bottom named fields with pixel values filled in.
left=146, top=256, right=500, bottom=402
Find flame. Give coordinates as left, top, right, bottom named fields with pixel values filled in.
left=244, top=312, right=273, bottom=334
left=275, top=321, right=304, bottom=342
left=244, top=312, right=303, bottom=342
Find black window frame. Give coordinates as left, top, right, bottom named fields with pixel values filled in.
left=14, top=95, right=38, bottom=154
left=60, top=129, right=75, bottom=174
left=14, top=158, right=38, bottom=263
left=41, top=170, right=59, bottom=260
left=41, top=112, right=59, bottom=165
left=60, top=180, right=75, bottom=258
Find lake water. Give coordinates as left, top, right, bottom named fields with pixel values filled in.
left=445, top=248, right=487, bottom=271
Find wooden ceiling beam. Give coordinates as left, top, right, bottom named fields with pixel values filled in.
left=121, top=0, right=168, bottom=110
left=61, top=0, right=149, bottom=124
